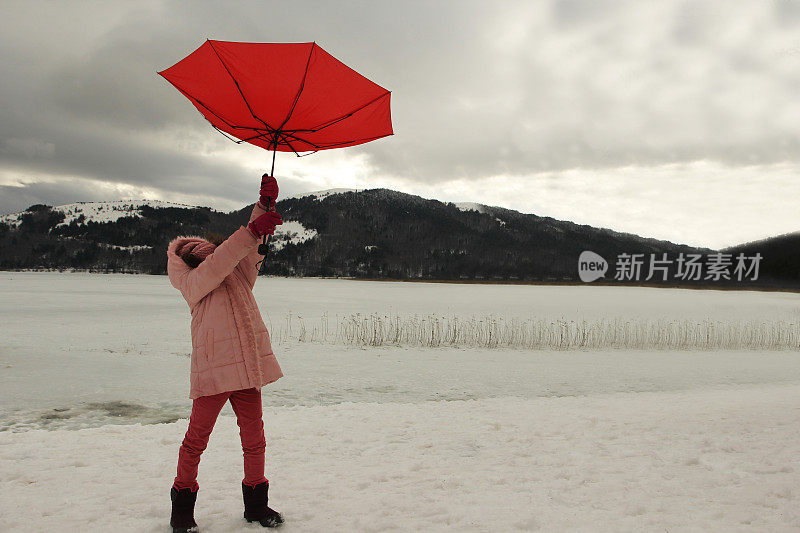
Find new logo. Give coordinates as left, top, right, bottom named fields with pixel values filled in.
left=578, top=251, right=608, bottom=282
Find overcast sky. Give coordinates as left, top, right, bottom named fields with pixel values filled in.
left=2, top=0, right=799, bottom=249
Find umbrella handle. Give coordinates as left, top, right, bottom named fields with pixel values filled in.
left=256, top=142, right=278, bottom=276
left=255, top=234, right=270, bottom=274
left=255, top=195, right=271, bottom=274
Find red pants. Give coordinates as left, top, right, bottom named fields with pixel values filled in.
left=173, top=387, right=269, bottom=492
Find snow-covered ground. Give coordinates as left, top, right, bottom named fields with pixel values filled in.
left=1, top=272, right=799, bottom=531
left=4, top=386, right=800, bottom=532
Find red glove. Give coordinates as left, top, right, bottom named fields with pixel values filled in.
left=248, top=211, right=283, bottom=238
left=259, top=174, right=279, bottom=210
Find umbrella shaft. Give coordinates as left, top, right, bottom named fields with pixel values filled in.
left=259, top=145, right=277, bottom=276
left=270, top=137, right=278, bottom=176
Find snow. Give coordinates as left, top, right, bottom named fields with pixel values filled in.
left=97, top=243, right=153, bottom=253
left=1, top=272, right=800, bottom=530
left=3, top=386, right=800, bottom=531
left=0, top=199, right=201, bottom=227
left=287, top=188, right=363, bottom=201
left=454, top=201, right=487, bottom=213
left=270, top=220, right=317, bottom=251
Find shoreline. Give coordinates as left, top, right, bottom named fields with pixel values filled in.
left=3, top=269, right=799, bottom=293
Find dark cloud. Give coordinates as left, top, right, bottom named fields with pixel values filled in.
left=0, top=180, right=125, bottom=215
left=1, top=0, right=800, bottom=217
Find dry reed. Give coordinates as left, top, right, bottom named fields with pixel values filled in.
left=274, top=312, right=800, bottom=350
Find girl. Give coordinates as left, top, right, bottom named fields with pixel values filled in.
left=166, top=175, right=285, bottom=532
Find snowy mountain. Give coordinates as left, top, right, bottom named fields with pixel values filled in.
left=453, top=202, right=487, bottom=214
left=286, top=188, right=364, bottom=201
left=0, top=199, right=318, bottom=259
left=0, top=199, right=195, bottom=227
left=0, top=188, right=794, bottom=286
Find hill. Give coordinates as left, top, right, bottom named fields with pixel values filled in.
left=723, top=232, right=800, bottom=285
left=0, top=189, right=792, bottom=287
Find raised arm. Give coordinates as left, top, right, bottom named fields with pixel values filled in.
left=237, top=201, right=270, bottom=288
left=169, top=226, right=259, bottom=307
left=236, top=174, right=281, bottom=288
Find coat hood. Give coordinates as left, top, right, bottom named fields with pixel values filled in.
left=167, top=235, right=210, bottom=259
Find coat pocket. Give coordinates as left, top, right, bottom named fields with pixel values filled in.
left=206, top=328, right=214, bottom=362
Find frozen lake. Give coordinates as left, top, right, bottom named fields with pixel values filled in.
left=1, top=272, right=799, bottom=431
left=2, top=273, right=800, bottom=531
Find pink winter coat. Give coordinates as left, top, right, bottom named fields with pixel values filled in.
left=167, top=202, right=283, bottom=399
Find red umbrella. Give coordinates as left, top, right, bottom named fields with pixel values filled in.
left=158, top=40, right=393, bottom=173
left=158, top=40, right=393, bottom=271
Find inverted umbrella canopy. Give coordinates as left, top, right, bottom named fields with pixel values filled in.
left=158, top=40, right=393, bottom=156
left=159, top=40, right=392, bottom=274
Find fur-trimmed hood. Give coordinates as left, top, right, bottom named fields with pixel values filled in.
left=167, top=235, right=210, bottom=259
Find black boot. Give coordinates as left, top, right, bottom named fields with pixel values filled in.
left=242, top=481, right=284, bottom=527
left=170, top=486, right=199, bottom=533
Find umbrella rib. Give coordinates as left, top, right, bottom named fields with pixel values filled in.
left=189, top=92, right=277, bottom=141
left=279, top=131, right=320, bottom=150
left=276, top=131, right=302, bottom=157
left=238, top=129, right=279, bottom=144
left=276, top=131, right=328, bottom=157
left=163, top=78, right=245, bottom=132
left=238, top=129, right=320, bottom=152
left=206, top=40, right=277, bottom=134
left=308, top=91, right=391, bottom=133
left=211, top=124, right=242, bottom=143
left=164, top=74, right=274, bottom=138
left=278, top=42, right=316, bottom=131
left=200, top=102, right=383, bottom=152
